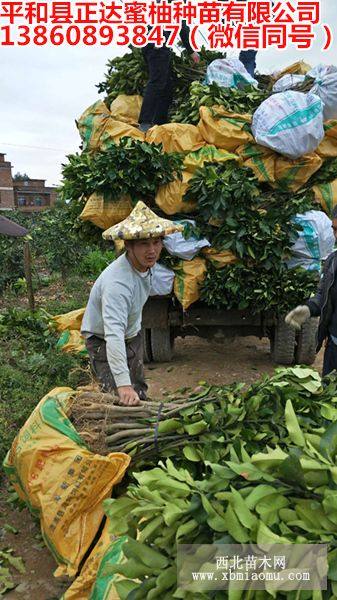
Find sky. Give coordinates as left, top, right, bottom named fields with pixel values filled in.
left=1, top=0, right=336, bottom=187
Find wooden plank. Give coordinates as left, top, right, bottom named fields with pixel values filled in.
left=23, top=241, right=35, bottom=311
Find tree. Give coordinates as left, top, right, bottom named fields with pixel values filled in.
left=13, top=172, right=30, bottom=181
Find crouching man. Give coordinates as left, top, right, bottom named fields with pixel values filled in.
left=81, top=201, right=183, bottom=406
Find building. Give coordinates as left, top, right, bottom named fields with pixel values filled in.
left=0, top=152, right=58, bottom=213
left=0, top=153, right=15, bottom=210
left=13, top=178, right=58, bottom=212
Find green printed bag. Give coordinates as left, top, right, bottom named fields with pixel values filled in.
left=252, top=91, right=324, bottom=159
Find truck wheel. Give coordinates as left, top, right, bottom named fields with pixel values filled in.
left=270, top=318, right=296, bottom=365
left=295, top=318, right=318, bottom=365
left=142, top=328, right=152, bottom=364
left=150, top=328, right=174, bottom=362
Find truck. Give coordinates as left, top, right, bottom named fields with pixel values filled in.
left=142, top=296, right=319, bottom=366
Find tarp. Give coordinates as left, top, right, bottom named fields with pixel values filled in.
left=0, top=215, right=28, bottom=237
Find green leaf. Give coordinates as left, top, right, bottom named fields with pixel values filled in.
left=123, top=538, right=169, bottom=569
left=256, top=521, right=289, bottom=547
left=226, top=461, right=275, bottom=482
left=138, top=516, right=163, bottom=543
left=157, top=419, right=181, bottom=434
left=229, top=487, right=257, bottom=529
left=183, top=446, right=201, bottom=462
left=176, top=519, right=199, bottom=541
left=245, top=485, right=284, bottom=510
left=320, top=421, right=337, bottom=460
left=278, top=454, right=306, bottom=487
left=328, top=548, right=337, bottom=581
left=224, top=503, right=249, bottom=542
left=201, top=496, right=228, bottom=532
left=114, top=579, right=139, bottom=599
left=0, top=566, right=15, bottom=594
left=0, top=551, right=25, bottom=575
left=255, top=493, right=289, bottom=526
left=163, top=502, right=187, bottom=527
left=285, top=399, right=306, bottom=447
left=320, top=403, right=337, bottom=421
left=184, top=420, right=208, bottom=435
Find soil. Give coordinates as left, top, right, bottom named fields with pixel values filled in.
left=0, top=335, right=325, bottom=599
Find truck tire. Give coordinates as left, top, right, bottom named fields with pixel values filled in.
left=270, top=318, right=296, bottom=365
left=150, top=328, right=174, bottom=362
left=142, top=328, right=152, bottom=364
left=295, top=318, right=318, bottom=365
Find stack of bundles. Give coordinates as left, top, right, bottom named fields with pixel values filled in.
left=60, top=50, right=337, bottom=314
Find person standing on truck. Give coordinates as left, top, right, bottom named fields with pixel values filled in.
left=138, top=7, right=200, bottom=132
left=239, top=50, right=257, bottom=78
left=81, top=201, right=183, bottom=406
left=285, top=206, right=337, bottom=376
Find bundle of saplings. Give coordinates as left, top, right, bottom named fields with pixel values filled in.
left=92, top=367, right=337, bottom=598
left=72, top=366, right=335, bottom=468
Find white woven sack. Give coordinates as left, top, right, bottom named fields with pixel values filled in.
left=272, top=74, right=305, bottom=93
left=287, top=210, right=335, bottom=271
left=150, top=263, right=175, bottom=296
left=163, top=220, right=210, bottom=261
left=308, top=64, right=337, bottom=121
left=252, top=91, right=324, bottom=159
left=205, top=58, right=258, bottom=89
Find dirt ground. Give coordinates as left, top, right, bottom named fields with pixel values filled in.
left=0, top=335, right=325, bottom=599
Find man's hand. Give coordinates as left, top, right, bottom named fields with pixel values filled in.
left=285, top=305, right=310, bottom=330
left=191, top=51, right=200, bottom=64
left=117, top=386, right=141, bottom=406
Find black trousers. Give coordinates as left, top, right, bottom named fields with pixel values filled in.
left=139, top=45, right=174, bottom=126
left=239, top=50, right=257, bottom=78
left=323, top=337, right=337, bottom=377
left=85, top=333, right=148, bottom=399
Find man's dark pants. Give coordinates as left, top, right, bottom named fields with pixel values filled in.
left=239, top=50, right=257, bottom=78
left=323, top=337, right=337, bottom=377
left=139, top=45, right=174, bottom=126
left=85, top=333, right=148, bottom=400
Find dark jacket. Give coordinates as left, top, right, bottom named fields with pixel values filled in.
left=152, top=0, right=193, bottom=54
left=306, top=249, right=337, bottom=351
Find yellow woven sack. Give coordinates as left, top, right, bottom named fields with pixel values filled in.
left=198, top=106, right=253, bottom=151
left=274, top=61, right=311, bottom=80
left=155, top=171, right=197, bottom=215
left=109, top=94, right=143, bottom=126
left=275, top=153, right=322, bottom=192
left=77, top=101, right=110, bottom=151
left=316, top=121, right=337, bottom=158
left=146, top=123, right=205, bottom=153
left=236, top=143, right=276, bottom=185
left=155, top=145, right=237, bottom=216
left=56, top=330, right=87, bottom=355
left=62, top=522, right=126, bottom=600
left=173, top=257, right=207, bottom=310
left=100, top=120, right=144, bottom=149
left=77, top=101, right=144, bottom=151
left=237, top=143, right=322, bottom=192
left=183, top=145, right=238, bottom=174
left=313, top=179, right=337, bottom=216
left=80, top=193, right=133, bottom=230
left=53, top=308, right=85, bottom=332
left=202, top=247, right=238, bottom=268
left=3, top=388, right=130, bottom=578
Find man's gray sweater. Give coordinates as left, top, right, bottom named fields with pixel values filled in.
left=81, top=253, right=151, bottom=387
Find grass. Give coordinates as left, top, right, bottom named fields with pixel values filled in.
left=0, top=270, right=93, bottom=465
left=0, top=244, right=119, bottom=466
